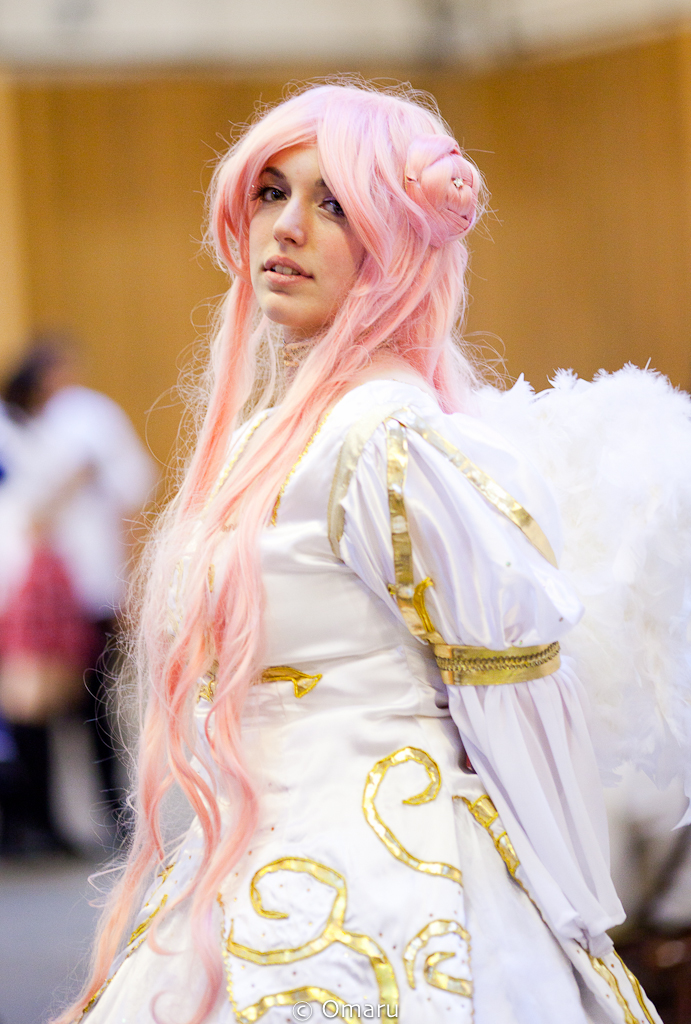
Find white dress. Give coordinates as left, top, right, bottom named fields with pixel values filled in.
left=82, top=380, right=660, bottom=1024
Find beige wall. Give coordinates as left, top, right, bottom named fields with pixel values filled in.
left=6, top=33, right=691, bottom=464
left=0, top=73, right=27, bottom=376
left=437, top=32, right=691, bottom=390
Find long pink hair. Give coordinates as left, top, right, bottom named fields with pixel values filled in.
left=62, top=82, right=484, bottom=1024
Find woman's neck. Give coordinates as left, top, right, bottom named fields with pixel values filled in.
left=348, top=355, right=437, bottom=401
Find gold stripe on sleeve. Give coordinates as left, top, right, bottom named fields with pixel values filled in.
left=396, top=408, right=558, bottom=568
left=327, top=403, right=409, bottom=557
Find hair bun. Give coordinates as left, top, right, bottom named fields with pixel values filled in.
left=404, top=135, right=480, bottom=248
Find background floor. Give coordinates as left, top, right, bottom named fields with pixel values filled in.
left=0, top=856, right=100, bottom=1024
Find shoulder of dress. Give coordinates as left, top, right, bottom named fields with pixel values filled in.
left=327, top=398, right=558, bottom=569
left=326, top=400, right=412, bottom=556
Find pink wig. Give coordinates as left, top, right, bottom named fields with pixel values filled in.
left=62, top=82, right=484, bottom=1024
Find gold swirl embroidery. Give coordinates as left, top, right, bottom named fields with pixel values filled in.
left=460, top=795, right=520, bottom=877
left=223, top=982, right=350, bottom=1024
left=411, top=577, right=440, bottom=638
left=271, top=413, right=331, bottom=525
left=198, top=664, right=322, bottom=704
left=403, top=920, right=472, bottom=997
left=425, top=952, right=470, bottom=995
left=363, top=747, right=462, bottom=887
left=219, top=894, right=352, bottom=1023
left=259, top=666, right=322, bottom=698
left=613, top=951, right=657, bottom=1024
left=222, top=857, right=398, bottom=1012
left=588, top=955, right=639, bottom=1024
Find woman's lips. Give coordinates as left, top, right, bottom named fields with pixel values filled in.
left=264, top=269, right=312, bottom=287
left=263, top=257, right=312, bottom=281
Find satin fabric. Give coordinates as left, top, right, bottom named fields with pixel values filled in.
left=86, top=380, right=658, bottom=1024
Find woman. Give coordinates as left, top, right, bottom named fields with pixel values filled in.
left=65, top=83, right=660, bottom=1023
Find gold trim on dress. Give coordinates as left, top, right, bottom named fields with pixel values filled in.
left=435, top=641, right=561, bottom=687
left=205, top=411, right=271, bottom=514
left=588, top=956, right=639, bottom=1024
left=328, top=403, right=410, bottom=557
left=425, top=951, right=472, bottom=996
left=221, top=857, right=398, bottom=1014
left=77, top=889, right=170, bottom=1020
left=460, top=795, right=520, bottom=877
left=327, top=404, right=557, bottom=567
left=363, top=749, right=472, bottom=1006
left=458, top=795, right=652, bottom=1022
left=385, top=419, right=444, bottom=643
left=222, top=983, right=350, bottom=1024
left=271, top=413, right=331, bottom=525
left=613, top=951, right=658, bottom=1024
left=259, top=666, right=322, bottom=698
left=403, top=919, right=472, bottom=997
left=126, top=894, right=169, bottom=946
left=395, top=408, right=558, bottom=568
left=197, top=664, right=321, bottom=703
left=329, top=405, right=561, bottom=690
left=363, top=747, right=462, bottom=888
left=383, top=414, right=560, bottom=686
left=197, top=661, right=219, bottom=703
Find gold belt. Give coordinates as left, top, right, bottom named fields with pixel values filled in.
left=434, top=641, right=561, bottom=687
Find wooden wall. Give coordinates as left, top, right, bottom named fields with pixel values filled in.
left=432, top=31, right=691, bottom=390
left=0, top=74, right=27, bottom=373
left=2, top=31, right=691, bottom=464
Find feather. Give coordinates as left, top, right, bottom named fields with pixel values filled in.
left=476, top=366, right=691, bottom=819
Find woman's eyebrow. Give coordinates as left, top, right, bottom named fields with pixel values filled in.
left=259, top=167, right=329, bottom=189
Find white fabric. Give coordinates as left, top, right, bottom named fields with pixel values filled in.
left=84, top=379, right=658, bottom=1024
left=30, top=385, right=156, bottom=617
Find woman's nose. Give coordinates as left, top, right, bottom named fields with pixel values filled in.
left=272, top=197, right=307, bottom=246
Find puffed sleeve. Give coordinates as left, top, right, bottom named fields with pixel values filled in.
left=336, top=404, right=624, bottom=957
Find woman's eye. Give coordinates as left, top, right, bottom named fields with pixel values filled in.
left=255, top=185, right=286, bottom=203
left=322, top=197, right=345, bottom=217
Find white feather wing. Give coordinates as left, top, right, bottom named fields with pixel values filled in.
left=476, top=366, right=691, bottom=807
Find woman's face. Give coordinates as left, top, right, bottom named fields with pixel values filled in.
left=249, top=145, right=365, bottom=344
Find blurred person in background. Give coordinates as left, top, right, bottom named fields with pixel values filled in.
left=0, top=335, right=156, bottom=856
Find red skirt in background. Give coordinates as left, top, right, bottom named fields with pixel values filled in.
left=0, top=544, right=97, bottom=668
left=0, top=545, right=99, bottom=722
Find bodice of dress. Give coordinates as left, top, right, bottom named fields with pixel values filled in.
left=203, top=380, right=619, bottom=926
left=203, top=380, right=623, bottom=952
